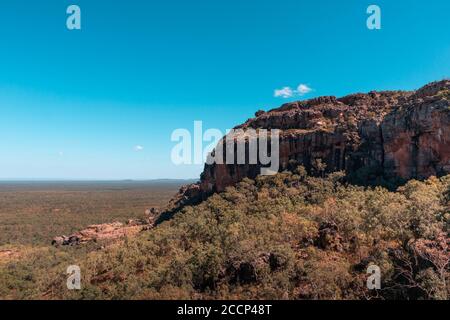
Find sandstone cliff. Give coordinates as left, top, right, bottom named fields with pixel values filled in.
left=162, top=80, right=450, bottom=219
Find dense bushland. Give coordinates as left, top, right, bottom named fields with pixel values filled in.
left=1, top=169, right=448, bottom=300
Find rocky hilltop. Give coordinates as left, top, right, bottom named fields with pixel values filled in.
left=163, top=80, right=450, bottom=217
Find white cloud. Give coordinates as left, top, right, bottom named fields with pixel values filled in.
left=134, top=145, right=144, bottom=151
left=274, top=84, right=313, bottom=99
left=274, top=87, right=294, bottom=98
left=297, top=84, right=312, bottom=95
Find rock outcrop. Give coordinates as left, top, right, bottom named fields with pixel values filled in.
left=52, top=220, right=149, bottom=246
left=163, top=80, right=450, bottom=217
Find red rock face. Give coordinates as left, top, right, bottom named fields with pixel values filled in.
left=168, top=80, right=450, bottom=211
left=382, top=84, right=450, bottom=180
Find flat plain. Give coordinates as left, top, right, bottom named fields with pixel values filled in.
left=0, top=180, right=189, bottom=246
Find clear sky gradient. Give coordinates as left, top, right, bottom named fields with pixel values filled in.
left=0, top=0, right=449, bottom=179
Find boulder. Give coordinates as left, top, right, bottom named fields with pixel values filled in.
left=315, top=222, right=343, bottom=252
left=52, top=221, right=148, bottom=246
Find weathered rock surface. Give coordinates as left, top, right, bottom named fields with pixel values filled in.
left=165, top=80, right=450, bottom=214
left=52, top=220, right=148, bottom=246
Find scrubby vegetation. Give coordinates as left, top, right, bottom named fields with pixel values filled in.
left=0, top=170, right=448, bottom=300
left=0, top=181, right=182, bottom=245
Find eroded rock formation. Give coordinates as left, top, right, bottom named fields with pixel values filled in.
left=52, top=220, right=149, bottom=246
left=164, top=80, right=450, bottom=215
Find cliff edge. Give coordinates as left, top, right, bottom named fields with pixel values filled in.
left=162, top=80, right=450, bottom=219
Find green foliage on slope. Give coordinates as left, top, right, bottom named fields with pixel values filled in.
left=1, top=169, right=449, bottom=300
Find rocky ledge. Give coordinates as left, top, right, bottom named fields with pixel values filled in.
left=163, top=80, right=450, bottom=217
left=52, top=219, right=151, bottom=247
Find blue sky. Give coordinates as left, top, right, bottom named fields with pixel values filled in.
left=0, top=0, right=449, bottom=179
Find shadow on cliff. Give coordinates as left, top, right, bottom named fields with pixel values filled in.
left=154, top=164, right=412, bottom=226
left=156, top=79, right=450, bottom=226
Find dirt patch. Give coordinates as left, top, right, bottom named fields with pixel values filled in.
left=0, top=248, right=21, bottom=263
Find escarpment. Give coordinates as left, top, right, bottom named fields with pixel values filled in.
left=162, top=80, right=450, bottom=218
